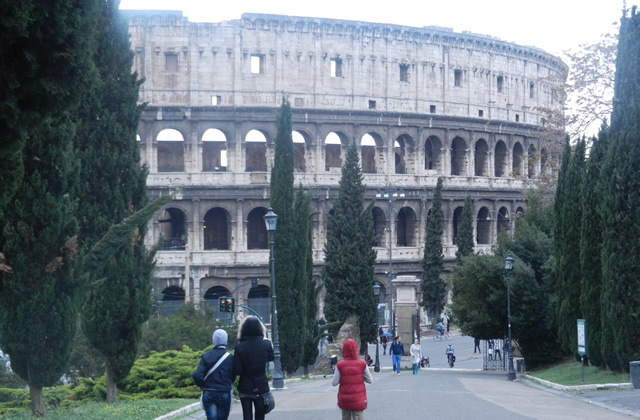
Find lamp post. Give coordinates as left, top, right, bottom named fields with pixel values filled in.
left=505, top=253, right=516, bottom=381
left=373, top=282, right=381, bottom=373
left=376, top=184, right=405, bottom=336
left=264, top=208, right=284, bottom=389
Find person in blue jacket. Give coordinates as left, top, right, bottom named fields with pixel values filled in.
left=389, top=336, right=405, bottom=375
left=193, top=329, right=235, bottom=420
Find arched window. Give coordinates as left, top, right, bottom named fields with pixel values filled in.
left=245, top=130, right=267, bottom=172
left=361, top=133, right=377, bottom=174
left=396, top=207, right=417, bottom=246
left=395, top=135, right=409, bottom=174
left=513, top=143, right=524, bottom=176
left=203, top=208, right=230, bottom=250
left=159, top=286, right=185, bottom=316
left=247, top=207, right=268, bottom=249
left=202, top=128, right=227, bottom=172
left=157, top=129, right=185, bottom=172
left=476, top=207, right=490, bottom=244
left=527, top=145, right=537, bottom=178
left=292, top=130, right=307, bottom=172
left=325, top=132, right=345, bottom=171
left=425, top=136, right=442, bottom=171
left=159, top=207, right=187, bottom=250
left=372, top=207, right=386, bottom=247
left=451, top=137, right=467, bottom=176
left=204, top=286, right=231, bottom=310
left=495, top=141, right=507, bottom=177
left=452, top=206, right=463, bottom=245
left=497, top=207, right=511, bottom=236
left=248, top=285, right=270, bottom=323
left=474, top=138, right=488, bottom=176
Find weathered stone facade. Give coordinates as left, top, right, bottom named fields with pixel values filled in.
left=125, top=11, right=566, bottom=322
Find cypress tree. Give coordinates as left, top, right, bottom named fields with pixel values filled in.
left=269, top=98, right=304, bottom=373
left=599, top=7, right=640, bottom=371
left=555, top=138, right=585, bottom=356
left=323, top=141, right=378, bottom=352
left=76, top=1, right=154, bottom=402
left=0, top=1, right=98, bottom=416
left=579, top=132, right=607, bottom=367
left=456, top=195, right=475, bottom=263
left=421, top=177, right=447, bottom=318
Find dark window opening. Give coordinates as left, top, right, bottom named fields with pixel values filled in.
left=515, top=114, right=520, bottom=122
left=430, top=105, right=436, bottom=113
left=478, top=109, right=484, bottom=117
left=165, top=53, right=178, bottom=73
left=400, top=64, right=409, bottom=82
left=454, top=70, right=462, bottom=87
left=369, top=100, right=376, bottom=109
left=158, top=142, right=185, bottom=172
left=159, top=208, right=187, bottom=250
left=497, top=76, right=504, bottom=93
left=204, top=208, right=229, bottom=250
left=529, top=82, right=535, bottom=98
left=247, top=208, right=268, bottom=249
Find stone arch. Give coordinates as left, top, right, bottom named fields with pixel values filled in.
left=159, top=207, right=187, bottom=250
left=248, top=284, right=271, bottom=323
left=425, top=135, right=442, bottom=172
left=157, top=128, right=185, bottom=172
left=452, top=206, right=464, bottom=245
left=495, top=140, right=507, bottom=177
left=247, top=207, right=268, bottom=249
left=203, top=207, right=231, bottom=250
left=474, top=138, right=489, bottom=176
left=292, top=130, right=308, bottom=172
left=450, top=136, right=467, bottom=176
left=204, top=285, right=231, bottom=308
left=325, top=131, right=348, bottom=171
left=361, top=133, right=382, bottom=174
left=497, top=206, right=511, bottom=236
left=245, top=129, right=268, bottom=172
left=476, top=207, right=490, bottom=245
left=513, top=142, right=524, bottom=176
left=395, top=134, right=413, bottom=174
left=396, top=206, right=417, bottom=246
left=202, top=128, right=228, bottom=172
left=159, top=285, right=185, bottom=316
left=527, top=144, right=537, bottom=178
left=372, top=206, right=386, bottom=247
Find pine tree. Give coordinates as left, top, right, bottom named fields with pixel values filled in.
left=456, top=195, right=475, bottom=263
left=421, top=178, right=447, bottom=318
left=599, top=7, right=640, bottom=371
left=323, top=141, right=378, bottom=352
left=75, top=1, right=154, bottom=402
left=555, top=138, right=586, bottom=356
left=269, top=98, right=304, bottom=373
left=0, top=1, right=98, bottom=416
left=579, top=132, right=607, bottom=367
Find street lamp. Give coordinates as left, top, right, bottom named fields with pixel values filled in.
left=505, top=253, right=516, bottom=381
left=373, top=282, right=381, bottom=373
left=264, top=208, right=284, bottom=389
left=375, top=184, right=405, bottom=337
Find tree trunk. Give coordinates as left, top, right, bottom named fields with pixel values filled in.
left=106, top=365, right=118, bottom=403
left=29, top=385, right=45, bottom=417
left=303, top=365, right=309, bottom=376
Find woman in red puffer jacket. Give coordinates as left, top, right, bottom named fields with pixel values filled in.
left=331, top=338, right=374, bottom=419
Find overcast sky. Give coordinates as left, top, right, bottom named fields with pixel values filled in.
left=120, top=0, right=623, bottom=57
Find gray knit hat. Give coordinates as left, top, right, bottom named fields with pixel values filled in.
left=212, top=329, right=228, bottom=348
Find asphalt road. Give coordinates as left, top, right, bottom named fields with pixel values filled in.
left=178, top=332, right=636, bottom=420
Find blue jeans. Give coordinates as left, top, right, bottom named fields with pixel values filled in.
left=392, top=354, right=401, bottom=374
left=202, top=390, right=231, bottom=420
left=412, top=363, right=419, bottom=375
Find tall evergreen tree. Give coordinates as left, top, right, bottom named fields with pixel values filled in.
left=555, top=138, right=586, bottom=356
left=295, top=188, right=319, bottom=375
left=599, top=7, right=640, bottom=371
left=421, top=178, right=447, bottom=318
left=76, top=1, right=154, bottom=402
left=323, top=141, right=378, bottom=352
left=0, top=1, right=99, bottom=416
left=579, top=132, right=608, bottom=367
left=456, top=195, right=475, bottom=263
left=269, top=98, right=304, bottom=373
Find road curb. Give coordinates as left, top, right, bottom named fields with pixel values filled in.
left=522, top=374, right=632, bottom=391
left=154, top=401, right=200, bottom=420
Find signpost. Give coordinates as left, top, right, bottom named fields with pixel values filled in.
left=577, top=319, right=587, bottom=384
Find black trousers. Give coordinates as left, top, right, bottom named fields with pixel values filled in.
left=240, top=396, right=265, bottom=420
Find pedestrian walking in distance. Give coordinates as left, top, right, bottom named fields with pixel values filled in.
left=410, top=339, right=423, bottom=375
left=233, top=316, right=274, bottom=420
left=332, top=338, right=373, bottom=420
left=390, top=336, right=405, bottom=375
left=474, top=337, right=481, bottom=354
left=192, top=329, right=234, bottom=420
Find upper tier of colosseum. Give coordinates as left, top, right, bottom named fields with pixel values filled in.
left=125, top=11, right=567, bottom=126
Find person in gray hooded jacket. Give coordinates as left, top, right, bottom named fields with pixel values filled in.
left=193, top=329, right=235, bottom=420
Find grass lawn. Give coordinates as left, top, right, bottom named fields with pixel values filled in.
left=529, top=359, right=630, bottom=386
left=1, top=399, right=195, bottom=420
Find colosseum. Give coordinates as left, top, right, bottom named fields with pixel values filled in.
left=124, top=10, right=567, bottom=322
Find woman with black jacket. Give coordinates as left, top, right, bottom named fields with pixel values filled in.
left=192, top=329, right=234, bottom=420
left=233, top=316, right=274, bottom=420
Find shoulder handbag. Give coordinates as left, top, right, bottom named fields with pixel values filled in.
left=199, top=352, right=231, bottom=409
left=261, top=390, right=275, bottom=414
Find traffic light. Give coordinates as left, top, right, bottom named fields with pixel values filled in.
left=218, top=297, right=235, bottom=313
